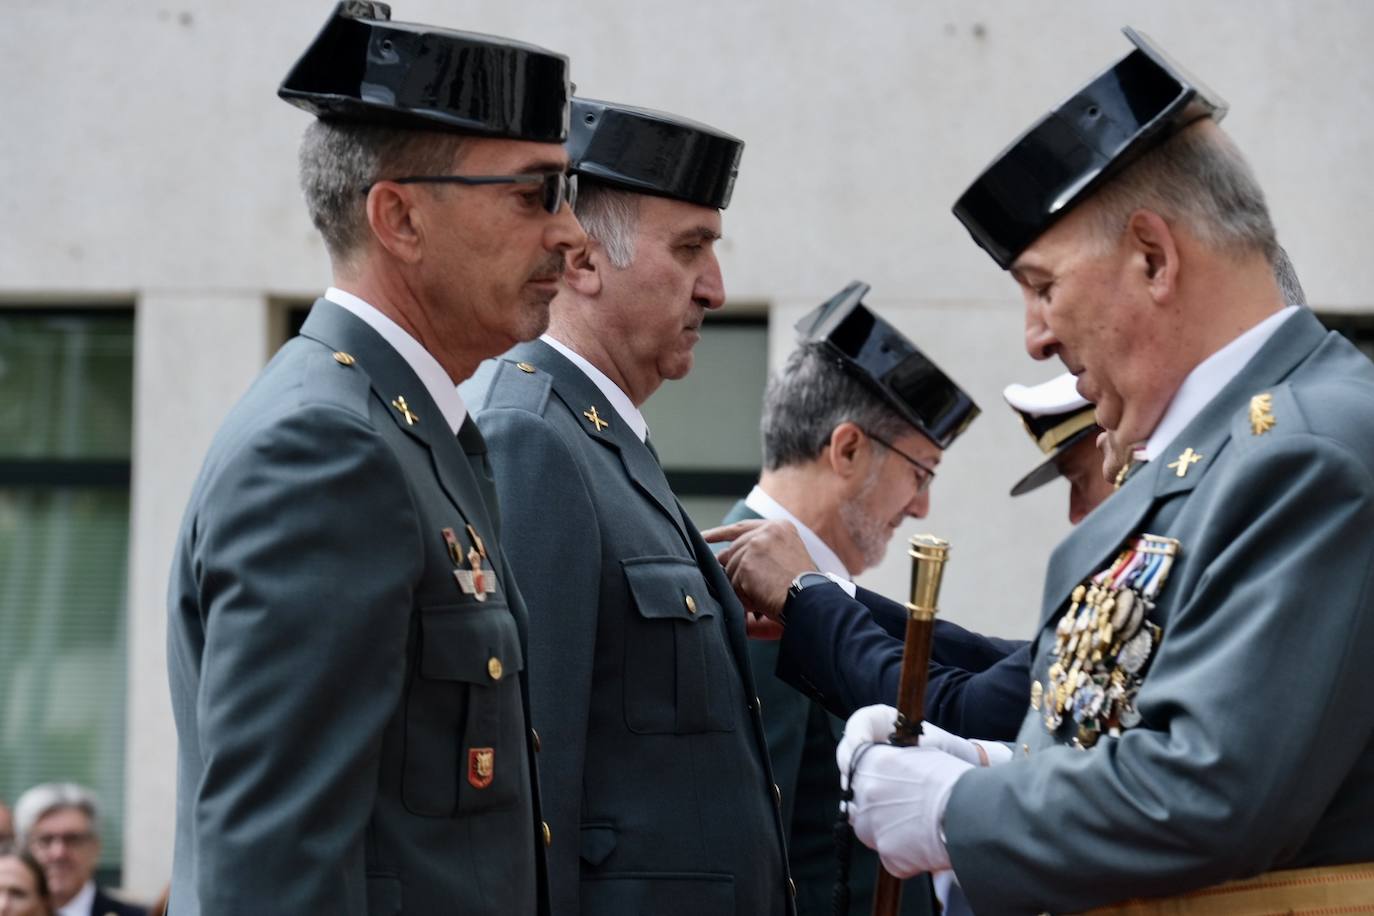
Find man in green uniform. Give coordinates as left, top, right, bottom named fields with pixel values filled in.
left=165, top=6, right=584, bottom=913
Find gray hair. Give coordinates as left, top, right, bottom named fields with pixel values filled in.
left=298, top=120, right=466, bottom=262
left=13, top=783, right=99, bottom=844
left=762, top=343, right=914, bottom=470
left=1088, top=123, right=1278, bottom=264
left=1272, top=244, right=1306, bottom=305
left=573, top=181, right=640, bottom=268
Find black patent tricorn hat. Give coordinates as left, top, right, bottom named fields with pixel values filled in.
left=279, top=2, right=571, bottom=142
left=568, top=98, right=743, bottom=209
left=954, top=27, right=1228, bottom=269
left=795, top=281, right=980, bottom=449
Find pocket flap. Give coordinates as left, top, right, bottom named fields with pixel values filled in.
left=419, top=603, right=524, bottom=681
left=622, top=556, right=720, bottom=622
left=579, top=823, right=618, bottom=866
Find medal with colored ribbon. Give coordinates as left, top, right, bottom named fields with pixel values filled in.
left=1037, top=533, right=1179, bottom=747
left=443, top=525, right=497, bottom=601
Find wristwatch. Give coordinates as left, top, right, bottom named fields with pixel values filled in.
left=788, top=571, right=834, bottom=599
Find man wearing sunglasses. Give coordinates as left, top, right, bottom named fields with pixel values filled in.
left=465, top=98, right=795, bottom=915
left=165, top=6, right=583, bottom=915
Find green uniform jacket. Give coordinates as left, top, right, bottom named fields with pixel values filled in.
left=167, top=300, right=546, bottom=915
left=946, top=309, right=1374, bottom=913
left=467, top=339, right=795, bottom=916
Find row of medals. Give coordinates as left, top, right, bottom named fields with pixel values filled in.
left=1031, top=534, right=1180, bottom=749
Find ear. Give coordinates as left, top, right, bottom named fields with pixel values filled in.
left=1125, top=208, right=1180, bottom=305
left=825, top=421, right=868, bottom=479
left=365, top=183, right=425, bottom=265
left=563, top=240, right=604, bottom=296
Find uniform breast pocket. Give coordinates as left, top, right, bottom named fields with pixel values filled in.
left=621, top=556, right=739, bottom=735
left=402, top=601, right=526, bottom=818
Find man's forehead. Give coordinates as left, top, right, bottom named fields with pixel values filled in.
left=463, top=137, right=569, bottom=173
left=897, top=428, right=943, bottom=463
left=641, top=195, right=722, bottom=237
left=36, top=806, right=91, bottom=827
left=1011, top=200, right=1103, bottom=278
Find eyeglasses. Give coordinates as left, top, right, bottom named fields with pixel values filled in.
left=29, top=831, right=94, bottom=851
left=363, top=171, right=577, bottom=215
left=864, top=430, right=937, bottom=493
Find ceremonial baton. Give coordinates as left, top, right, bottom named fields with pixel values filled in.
left=871, top=534, right=950, bottom=916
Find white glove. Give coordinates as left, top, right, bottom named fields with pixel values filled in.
left=844, top=741, right=971, bottom=877
left=836, top=705, right=981, bottom=878
left=837, top=705, right=1011, bottom=781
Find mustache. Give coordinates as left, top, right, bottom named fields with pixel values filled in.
left=529, top=254, right=566, bottom=282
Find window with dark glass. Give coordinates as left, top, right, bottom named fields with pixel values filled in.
left=0, top=309, right=135, bottom=878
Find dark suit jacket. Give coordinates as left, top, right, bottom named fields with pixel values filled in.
left=777, top=583, right=1031, bottom=741
left=91, top=887, right=148, bottom=916
left=727, top=502, right=930, bottom=916
left=167, top=300, right=546, bottom=915
left=467, top=340, right=794, bottom=916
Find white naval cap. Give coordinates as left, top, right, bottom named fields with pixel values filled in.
left=1004, top=372, right=1100, bottom=496
left=1002, top=372, right=1089, bottom=418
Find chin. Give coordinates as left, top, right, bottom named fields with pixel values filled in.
left=512, top=298, right=553, bottom=342
left=661, top=355, right=695, bottom=381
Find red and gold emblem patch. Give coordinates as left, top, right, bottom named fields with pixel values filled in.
left=468, top=747, right=495, bottom=789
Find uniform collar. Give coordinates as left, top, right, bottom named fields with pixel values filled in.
left=1138, top=306, right=1300, bottom=461
left=325, top=286, right=468, bottom=435
left=541, top=333, right=649, bottom=443
left=745, top=484, right=853, bottom=579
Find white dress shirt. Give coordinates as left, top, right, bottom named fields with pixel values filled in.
left=744, top=485, right=859, bottom=597
left=1137, top=306, right=1300, bottom=461
left=56, top=880, right=94, bottom=916
left=745, top=485, right=852, bottom=578
left=541, top=334, right=650, bottom=442
left=325, top=287, right=468, bottom=435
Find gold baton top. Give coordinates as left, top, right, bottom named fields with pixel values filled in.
left=907, top=534, right=950, bottom=621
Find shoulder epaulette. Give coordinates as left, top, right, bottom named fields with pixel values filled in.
left=475, top=358, right=553, bottom=415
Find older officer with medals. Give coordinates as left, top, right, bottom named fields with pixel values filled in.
left=165, top=5, right=584, bottom=914
left=827, top=28, right=1374, bottom=913
left=465, top=99, right=795, bottom=915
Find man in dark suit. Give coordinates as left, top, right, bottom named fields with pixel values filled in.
left=14, top=783, right=146, bottom=916
left=465, top=98, right=794, bottom=916
left=719, top=284, right=986, bottom=915
left=165, top=6, right=584, bottom=914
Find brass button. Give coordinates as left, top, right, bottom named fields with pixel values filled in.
left=542, top=821, right=553, bottom=847
left=685, top=595, right=698, bottom=614
left=532, top=728, right=542, bottom=753
left=332, top=351, right=355, bottom=366
left=772, top=783, right=782, bottom=807
left=787, top=878, right=797, bottom=897
left=1022, top=743, right=1031, bottom=757
left=516, top=361, right=536, bottom=373
left=487, top=657, right=503, bottom=680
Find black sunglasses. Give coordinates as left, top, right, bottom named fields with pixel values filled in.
left=363, top=171, right=577, bottom=215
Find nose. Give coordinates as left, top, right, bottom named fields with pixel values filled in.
left=1023, top=292, right=1059, bottom=361
left=906, top=487, right=930, bottom=519
left=544, top=200, right=588, bottom=255
left=693, top=252, right=726, bottom=311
